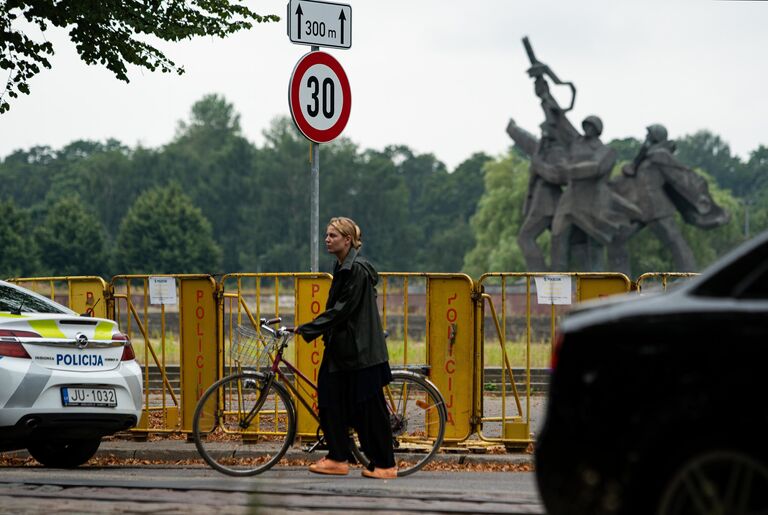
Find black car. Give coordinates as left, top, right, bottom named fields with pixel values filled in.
left=536, top=231, right=768, bottom=515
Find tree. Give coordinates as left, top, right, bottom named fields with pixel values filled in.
left=35, top=196, right=110, bottom=276
left=0, top=200, right=39, bottom=277
left=238, top=116, right=311, bottom=272
left=321, top=143, right=412, bottom=271
left=608, top=137, right=641, bottom=167
left=115, top=183, right=222, bottom=274
left=162, top=94, right=256, bottom=272
left=44, top=139, right=148, bottom=236
left=675, top=131, right=749, bottom=195
left=0, top=1, right=279, bottom=113
left=0, top=145, right=57, bottom=208
left=463, top=151, right=531, bottom=276
left=417, top=152, right=490, bottom=272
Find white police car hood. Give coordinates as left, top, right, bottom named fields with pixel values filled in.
left=1, top=313, right=125, bottom=372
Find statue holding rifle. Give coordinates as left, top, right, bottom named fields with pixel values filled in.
left=508, top=37, right=638, bottom=271
left=507, top=37, right=730, bottom=274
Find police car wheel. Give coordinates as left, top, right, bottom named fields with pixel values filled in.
left=27, top=437, right=101, bottom=468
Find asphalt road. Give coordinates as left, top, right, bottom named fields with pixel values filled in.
left=0, top=465, right=544, bottom=514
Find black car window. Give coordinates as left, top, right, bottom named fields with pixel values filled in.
left=693, top=239, right=768, bottom=299
left=732, top=259, right=768, bottom=299
left=0, top=284, right=69, bottom=314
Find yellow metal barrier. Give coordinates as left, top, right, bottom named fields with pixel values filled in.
left=636, top=272, right=699, bottom=292
left=376, top=273, right=476, bottom=442
left=220, top=273, right=332, bottom=439
left=110, top=274, right=218, bottom=435
left=9, top=276, right=108, bottom=318
left=378, top=273, right=427, bottom=368
left=475, top=272, right=631, bottom=448
left=8, top=269, right=651, bottom=446
left=424, top=275, right=475, bottom=442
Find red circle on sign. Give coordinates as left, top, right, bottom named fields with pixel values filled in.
left=289, top=51, right=351, bottom=143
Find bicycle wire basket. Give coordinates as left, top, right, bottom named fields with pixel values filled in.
left=232, top=324, right=277, bottom=369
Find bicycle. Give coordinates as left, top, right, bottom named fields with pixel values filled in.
left=192, top=317, right=447, bottom=477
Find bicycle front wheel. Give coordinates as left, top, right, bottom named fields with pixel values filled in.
left=352, top=370, right=447, bottom=476
left=192, top=372, right=296, bottom=476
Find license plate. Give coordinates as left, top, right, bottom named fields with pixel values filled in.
left=61, top=387, right=117, bottom=407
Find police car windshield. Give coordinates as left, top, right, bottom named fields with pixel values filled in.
left=0, top=284, right=69, bottom=314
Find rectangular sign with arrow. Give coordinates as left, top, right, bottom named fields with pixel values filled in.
left=287, top=0, right=351, bottom=49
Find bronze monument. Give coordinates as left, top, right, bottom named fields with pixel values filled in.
left=608, top=124, right=730, bottom=273
left=507, top=37, right=729, bottom=273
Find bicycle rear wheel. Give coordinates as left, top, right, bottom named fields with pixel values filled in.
left=352, top=370, right=447, bottom=476
left=192, top=372, right=296, bottom=476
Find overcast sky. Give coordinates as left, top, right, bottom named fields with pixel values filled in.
left=2, top=0, right=767, bottom=170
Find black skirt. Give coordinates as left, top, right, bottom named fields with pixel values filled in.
left=317, top=359, right=392, bottom=410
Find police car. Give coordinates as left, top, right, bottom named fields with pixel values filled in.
left=0, top=280, right=142, bottom=467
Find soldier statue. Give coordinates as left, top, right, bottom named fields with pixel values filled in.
left=608, top=124, right=730, bottom=273
left=509, top=38, right=639, bottom=271
left=507, top=73, right=577, bottom=271
left=509, top=37, right=729, bottom=274
left=538, top=116, right=640, bottom=271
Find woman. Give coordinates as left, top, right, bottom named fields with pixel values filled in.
left=294, top=217, right=397, bottom=479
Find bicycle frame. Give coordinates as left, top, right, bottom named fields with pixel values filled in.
left=235, top=326, right=321, bottom=432
left=270, top=350, right=321, bottom=427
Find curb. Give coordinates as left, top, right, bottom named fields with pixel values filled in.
left=4, top=441, right=535, bottom=468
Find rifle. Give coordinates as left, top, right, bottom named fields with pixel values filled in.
left=522, top=36, right=576, bottom=113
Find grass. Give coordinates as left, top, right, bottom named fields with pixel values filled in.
left=129, top=334, right=553, bottom=370
left=130, top=332, right=181, bottom=366
left=385, top=338, right=552, bottom=369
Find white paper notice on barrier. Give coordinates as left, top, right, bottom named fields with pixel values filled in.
left=149, top=276, right=178, bottom=305
left=534, top=275, right=572, bottom=305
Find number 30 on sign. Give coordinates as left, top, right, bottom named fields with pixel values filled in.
left=289, top=51, right=351, bottom=143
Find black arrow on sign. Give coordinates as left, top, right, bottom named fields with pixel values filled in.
left=338, top=9, right=346, bottom=45
left=295, top=4, right=303, bottom=40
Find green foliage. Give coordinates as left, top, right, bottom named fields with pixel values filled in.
left=416, top=152, right=490, bottom=272
left=0, top=1, right=279, bottom=113
left=675, top=131, right=745, bottom=194
left=244, top=116, right=313, bottom=272
left=321, top=143, right=412, bottom=271
left=0, top=200, right=39, bottom=278
left=608, top=137, right=642, bottom=165
left=161, top=94, right=256, bottom=272
left=115, top=183, right=222, bottom=274
left=34, top=196, right=110, bottom=276
left=463, top=151, right=531, bottom=276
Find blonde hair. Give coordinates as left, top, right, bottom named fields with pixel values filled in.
left=328, top=217, right=362, bottom=250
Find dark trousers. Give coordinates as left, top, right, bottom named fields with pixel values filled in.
left=319, top=389, right=396, bottom=470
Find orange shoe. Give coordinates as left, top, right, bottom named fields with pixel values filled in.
left=309, top=457, right=349, bottom=476
left=361, top=467, right=398, bottom=479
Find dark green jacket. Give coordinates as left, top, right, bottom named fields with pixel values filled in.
left=297, top=249, right=388, bottom=372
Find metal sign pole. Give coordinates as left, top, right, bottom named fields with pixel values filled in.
left=289, top=1, right=352, bottom=272
left=310, top=45, right=320, bottom=273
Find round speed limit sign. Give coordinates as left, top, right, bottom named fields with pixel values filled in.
left=289, top=51, right=351, bottom=143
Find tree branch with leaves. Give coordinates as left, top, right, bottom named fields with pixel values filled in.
left=0, top=0, right=279, bottom=113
